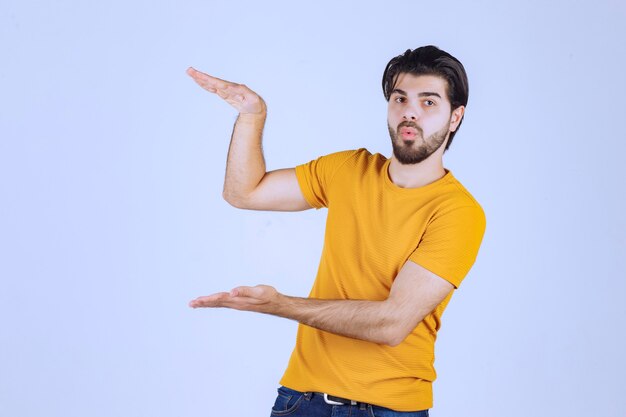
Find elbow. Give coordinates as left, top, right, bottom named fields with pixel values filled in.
left=384, top=330, right=409, bottom=347
left=378, top=303, right=411, bottom=347
left=222, top=190, right=251, bottom=209
left=381, top=317, right=423, bottom=347
left=377, top=322, right=410, bottom=347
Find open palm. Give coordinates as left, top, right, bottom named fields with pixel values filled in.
left=187, top=67, right=266, bottom=115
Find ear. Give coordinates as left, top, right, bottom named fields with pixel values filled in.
left=449, top=106, right=465, bottom=132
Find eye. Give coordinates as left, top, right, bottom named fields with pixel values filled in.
left=393, top=96, right=406, bottom=103
left=424, top=100, right=435, bottom=106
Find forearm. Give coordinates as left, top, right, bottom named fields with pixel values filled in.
left=274, top=295, right=399, bottom=346
left=189, top=285, right=417, bottom=346
left=189, top=259, right=452, bottom=347
left=222, top=111, right=268, bottom=206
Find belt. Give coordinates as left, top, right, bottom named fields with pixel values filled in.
left=321, top=392, right=369, bottom=408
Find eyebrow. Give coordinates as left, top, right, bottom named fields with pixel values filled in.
left=391, top=88, right=442, bottom=99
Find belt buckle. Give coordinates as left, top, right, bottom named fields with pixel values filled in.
left=323, top=393, right=356, bottom=406
left=324, top=393, right=346, bottom=405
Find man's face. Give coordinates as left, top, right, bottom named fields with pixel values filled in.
left=387, top=73, right=460, bottom=165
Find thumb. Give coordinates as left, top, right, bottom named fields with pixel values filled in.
left=230, top=286, right=253, bottom=297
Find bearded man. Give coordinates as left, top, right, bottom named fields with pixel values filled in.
left=188, top=45, right=486, bottom=417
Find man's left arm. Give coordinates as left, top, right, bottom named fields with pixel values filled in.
left=189, top=260, right=453, bottom=347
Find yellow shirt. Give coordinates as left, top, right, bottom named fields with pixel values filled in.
left=280, top=148, right=486, bottom=411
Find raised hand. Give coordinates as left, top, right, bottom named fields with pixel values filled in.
left=186, top=67, right=267, bottom=115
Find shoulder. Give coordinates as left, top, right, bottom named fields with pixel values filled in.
left=433, top=173, right=486, bottom=223
left=298, top=148, right=384, bottom=175
left=293, top=149, right=380, bottom=208
left=320, top=148, right=374, bottom=165
left=335, top=148, right=388, bottom=171
left=447, top=174, right=483, bottom=207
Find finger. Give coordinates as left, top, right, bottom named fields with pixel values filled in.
left=230, top=286, right=251, bottom=297
left=216, top=88, right=232, bottom=99
left=187, top=66, right=222, bottom=82
left=187, top=67, right=234, bottom=90
left=231, top=286, right=267, bottom=299
left=189, top=292, right=231, bottom=308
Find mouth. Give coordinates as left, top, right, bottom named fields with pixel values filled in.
left=399, top=126, right=418, bottom=140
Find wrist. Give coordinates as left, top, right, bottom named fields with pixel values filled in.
left=239, top=103, right=267, bottom=118
left=237, top=111, right=267, bottom=126
left=272, top=292, right=295, bottom=318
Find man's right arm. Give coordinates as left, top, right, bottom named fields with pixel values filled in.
left=187, top=67, right=311, bottom=212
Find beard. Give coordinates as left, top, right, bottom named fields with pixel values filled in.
left=388, top=120, right=450, bottom=165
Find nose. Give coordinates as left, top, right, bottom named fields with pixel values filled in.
left=402, top=103, right=421, bottom=121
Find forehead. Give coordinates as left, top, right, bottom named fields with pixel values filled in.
left=392, top=73, right=449, bottom=97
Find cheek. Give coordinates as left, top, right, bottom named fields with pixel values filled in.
left=418, top=117, right=445, bottom=137
left=432, top=113, right=452, bottom=129
left=387, top=109, right=400, bottom=125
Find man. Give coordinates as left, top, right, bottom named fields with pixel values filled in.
left=187, top=45, right=486, bottom=416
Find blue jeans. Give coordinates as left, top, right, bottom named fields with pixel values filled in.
left=270, top=386, right=429, bottom=417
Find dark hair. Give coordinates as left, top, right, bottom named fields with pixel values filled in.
left=382, top=45, right=469, bottom=150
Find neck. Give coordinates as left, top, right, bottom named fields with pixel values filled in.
left=388, top=152, right=446, bottom=189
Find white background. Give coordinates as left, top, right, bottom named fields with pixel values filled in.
left=1, top=1, right=625, bottom=416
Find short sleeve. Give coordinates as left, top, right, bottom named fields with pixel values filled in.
left=294, top=149, right=363, bottom=209
left=409, top=205, right=486, bottom=288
